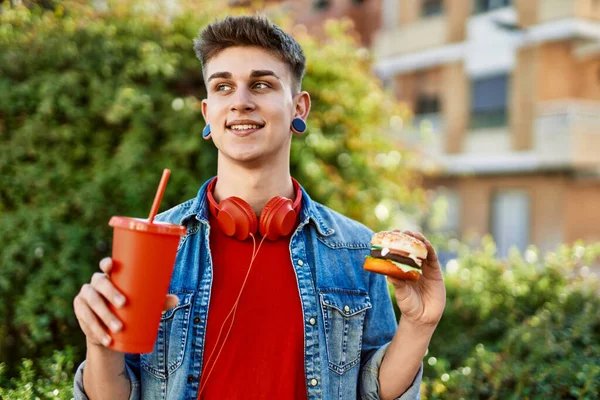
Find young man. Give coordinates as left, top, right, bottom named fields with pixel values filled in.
left=73, top=15, right=445, bottom=400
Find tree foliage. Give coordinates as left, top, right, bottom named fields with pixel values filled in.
left=419, top=239, right=600, bottom=399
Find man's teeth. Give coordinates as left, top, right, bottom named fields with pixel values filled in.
left=229, top=124, right=261, bottom=130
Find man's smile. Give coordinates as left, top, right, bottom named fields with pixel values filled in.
left=226, top=119, right=265, bottom=136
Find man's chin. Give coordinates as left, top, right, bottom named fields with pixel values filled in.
left=221, top=150, right=267, bottom=167
left=218, top=142, right=289, bottom=168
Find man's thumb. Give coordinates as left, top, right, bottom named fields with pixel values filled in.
left=162, top=294, right=179, bottom=312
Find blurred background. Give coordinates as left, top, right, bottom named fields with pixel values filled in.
left=1, top=0, right=599, bottom=398
left=279, top=0, right=600, bottom=261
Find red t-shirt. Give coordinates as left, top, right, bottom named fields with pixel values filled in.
left=198, top=205, right=307, bottom=399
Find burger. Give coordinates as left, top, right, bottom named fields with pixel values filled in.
left=363, top=230, right=427, bottom=280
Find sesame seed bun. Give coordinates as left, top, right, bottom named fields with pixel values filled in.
left=370, top=230, right=428, bottom=261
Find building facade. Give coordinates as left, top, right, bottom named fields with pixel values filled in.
left=373, top=0, right=600, bottom=256
left=264, top=0, right=382, bottom=46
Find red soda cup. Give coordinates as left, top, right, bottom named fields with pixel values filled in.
left=105, top=169, right=186, bottom=353
left=106, top=217, right=185, bottom=353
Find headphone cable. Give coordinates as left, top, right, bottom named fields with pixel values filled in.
left=198, top=233, right=267, bottom=397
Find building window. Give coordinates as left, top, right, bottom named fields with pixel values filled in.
left=429, top=189, right=461, bottom=234
left=415, top=95, right=440, bottom=115
left=314, top=0, right=330, bottom=11
left=491, top=190, right=530, bottom=258
left=381, top=77, right=394, bottom=92
left=470, top=74, right=509, bottom=129
left=443, top=190, right=460, bottom=234
left=414, top=70, right=442, bottom=115
left=422, top=0, right=444, bottom=17
left=474, top=0, right=512, bottom=14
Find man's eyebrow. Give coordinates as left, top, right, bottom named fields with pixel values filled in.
left=207, top=71, right=231, bottom=82
left=206, top=70, right=281, bottom=83
left=250, top=70, right=281, bottom=80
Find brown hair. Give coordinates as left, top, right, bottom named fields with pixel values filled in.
left=193, top=15, right=306, bottom=93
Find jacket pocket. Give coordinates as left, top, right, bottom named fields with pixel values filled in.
left=319, top=288, right=372, bottom=374
left=141, top=292, right=194, bottom=379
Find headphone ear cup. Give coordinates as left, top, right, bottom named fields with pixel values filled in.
left=260, top=197, right=296, bottom=240
left=259, top=197, right=282, bottom=239
left=218, top=197, right=258, bottom=240
left=229, top=196, right=258, bottom=235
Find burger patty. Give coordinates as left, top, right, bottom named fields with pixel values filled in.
left=370, top=249, right=422, bottom=269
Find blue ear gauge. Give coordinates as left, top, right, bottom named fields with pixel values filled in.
left=202, top=124, right=211, bottom=138
left=291, top=118, right=306, bottom=134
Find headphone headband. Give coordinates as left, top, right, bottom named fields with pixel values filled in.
left=206, top=177, right=302, bottom=217
left=206, top=177, right=303, bottom=240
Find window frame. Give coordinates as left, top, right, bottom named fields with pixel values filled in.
left=422, top=0, right=444, bottom=17
left=313, top=0, right=331, bottom=11
left=473, top=0, right=512, bottom=14
left=415, top=94, right=441, bottom=115
left=490, top=189, right=531, bottom=258
left=469, top=73, right=510, bottom=130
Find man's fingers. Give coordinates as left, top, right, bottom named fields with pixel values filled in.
left=403, top=230, right=429, bottom=246
left=163, top=294, right=179, bottom=312
left=99, top=257, right=113, bottom=274
left=387, top=276, right=405, bottom=288
left=387, top=276, right=412, bottom=303
left=91, top=272, right=126, bottom=309
left=74, top=296, right=112, bottom=347
left=82, top=284, right=123, bottom=334
left=403, top=230, right=439, bottom=264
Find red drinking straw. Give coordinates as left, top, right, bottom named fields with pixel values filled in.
left=148, top=169, right=171, bottom=224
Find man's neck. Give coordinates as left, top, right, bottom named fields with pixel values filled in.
left=213, top=159, right=295, bottom=216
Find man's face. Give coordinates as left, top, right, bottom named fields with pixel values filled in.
left=201, top=46, right=308, bottom=166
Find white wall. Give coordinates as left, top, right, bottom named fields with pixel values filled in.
left=464, top=7, right=520, bottom=78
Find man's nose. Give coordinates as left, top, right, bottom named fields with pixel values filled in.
left=230, top=87, right=256, bottom=112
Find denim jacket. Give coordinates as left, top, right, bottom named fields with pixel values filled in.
left=74, top=178, right=422, bottom=399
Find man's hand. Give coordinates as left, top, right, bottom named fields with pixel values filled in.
left=378, top=231, right=446, bottom=399
left=386, top=231, right=446, bottom=327
left=73, top=257, right=179, bottom=348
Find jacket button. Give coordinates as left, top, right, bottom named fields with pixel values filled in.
left=193, top=316, right=201, bottom=324
left=187, top=375, right=194, bottom=383
left=310, top=378, right=318, bottom=387
left=309, top=318, right=316, bottom=326
left=297, top=260, right=304, bottom=266
left=344, top=305, right=350, bottom=313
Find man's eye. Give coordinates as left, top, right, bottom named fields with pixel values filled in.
left=216, top=84, right=232, bottom=92
left=254, top=82, right=269, bottom=89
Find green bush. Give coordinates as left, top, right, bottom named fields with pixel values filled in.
left=0, top=0, right=421, bottom=385
left=419, top=238, right=600, bottom=399
left=0, top=348, right=75, bottom=399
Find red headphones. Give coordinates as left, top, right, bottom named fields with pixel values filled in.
left=206, top=177, right=302, bottom=241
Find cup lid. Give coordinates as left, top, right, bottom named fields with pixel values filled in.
left=109, top=216, right=187, bottom=236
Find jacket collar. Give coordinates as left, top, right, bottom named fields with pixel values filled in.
left=179, top=176, right=334, bottom=237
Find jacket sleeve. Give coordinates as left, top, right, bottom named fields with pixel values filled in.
left=73, top=353, right=141, bottom=400
left=358, top=271, right=423, bottom=399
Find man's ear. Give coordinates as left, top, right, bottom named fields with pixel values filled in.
left=201, top=99, right=209, bottom=123
left=293, top=91, right=311, bottom=121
